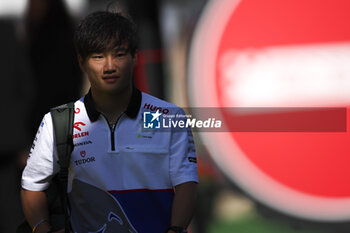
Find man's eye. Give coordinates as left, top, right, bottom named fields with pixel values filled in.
left=115, top=52, right=126, bottom=57
left=92, top=55, right=103, bottom=59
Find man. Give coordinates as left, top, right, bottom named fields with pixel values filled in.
left=21, top=11, right=198, bottom=233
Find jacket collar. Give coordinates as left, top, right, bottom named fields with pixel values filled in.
left=84, top=87, right=142, bottom=122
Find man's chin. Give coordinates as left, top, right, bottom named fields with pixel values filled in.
left=103, top=84, right=132, bottom=96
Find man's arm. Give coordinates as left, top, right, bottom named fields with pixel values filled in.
left=21, top=189, right=51, bottom=233
left=168, top=181, right=197, bottom=233
left=21, top=113, right=67, bottom=233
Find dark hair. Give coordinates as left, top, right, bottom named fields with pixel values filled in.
left=75, top=11, right=138, bottom=61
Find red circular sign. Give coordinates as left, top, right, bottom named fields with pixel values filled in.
left=189, top=0, right=350, bottom=221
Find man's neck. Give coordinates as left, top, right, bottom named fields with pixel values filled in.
left=91, top=86, right=132, bottom=124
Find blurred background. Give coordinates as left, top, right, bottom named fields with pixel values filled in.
left=1, top=0, right=350, bottom=232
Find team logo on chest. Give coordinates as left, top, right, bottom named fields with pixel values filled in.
left=74, top=150, right=96, bottom=166
left=80, top=150, right=86, bottom=157
left=73, top=122, right=89, bottom=139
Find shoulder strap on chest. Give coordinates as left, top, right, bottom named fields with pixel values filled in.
left=50, top=102, right=75, bottom=170
left=50, top=102, right=74, bottom=233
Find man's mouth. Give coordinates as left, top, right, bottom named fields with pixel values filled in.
left=102, top=75, right=119, bottom=83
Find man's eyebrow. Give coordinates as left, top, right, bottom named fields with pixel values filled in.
left=111, top=47, right=128, bottom=52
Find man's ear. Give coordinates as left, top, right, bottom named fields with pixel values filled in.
left=78, top=55, right=86, bottom=72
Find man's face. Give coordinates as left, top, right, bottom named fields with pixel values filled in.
left=80, top=46, right=137, bottom=95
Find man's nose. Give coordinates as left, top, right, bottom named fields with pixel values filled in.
left=104, top=55, right=116, bottom=73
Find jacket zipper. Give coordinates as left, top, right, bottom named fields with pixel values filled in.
left=102, top=114, right=122, bottom=151
left=109, top=123, right=117, bottom=151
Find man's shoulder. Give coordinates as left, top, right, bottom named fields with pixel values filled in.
left=50, top=97, right=84, bottom=109
left=47, top=98, right=85, bottom=119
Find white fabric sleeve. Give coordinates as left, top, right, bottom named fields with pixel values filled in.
left=21, top=113, right=59, bottom=191
left=169, top=109, right=199, bottom=186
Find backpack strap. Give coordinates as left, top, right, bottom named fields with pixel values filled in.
left=51, top=102, right=75, bottom=170
left=50, top=102, right=75, bottom=233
